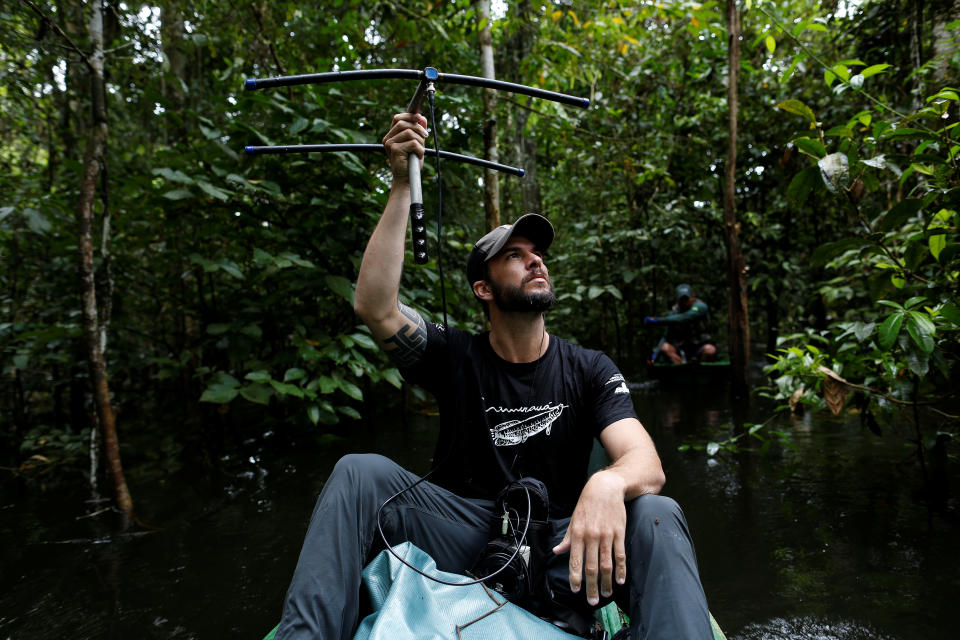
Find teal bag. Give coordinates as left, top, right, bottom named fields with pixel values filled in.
left=354, top=542, right=581, bottom=640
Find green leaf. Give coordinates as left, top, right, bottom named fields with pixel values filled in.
left=23, top=208, right=51, bottom=233
left=339, top=379, right=364, bottom=401
left=861, top=64, right=892, bottom=78
left=905, top=348, right=929, bottom=377
left=163, top=189, right=194, bottom=200
left=253, top=248, right=273, bottom=264
left=794, top=137, right=826, bottom=158
left=152, top=167, right=195, bottom=184
left=307, top=405, right=321, bottom=425
left=765, top=35, right=776, bottom=53
left=880, top=199, right=923, bottom=232
left=588, top=285, right=604, bottom=300
left=350, top=333, right=377, bottom=350
left=240, top=324, right=262, bottom=339
left=811, top=237, right=865, bottom=266
left=939, top=303, right=960, bottom=327
left=284, top=367, right=307, bottom=382
left=383, top=368, right=403, bottom=389
left=319, top=376, right=338, bottom=394
left=200, top=383, right=239, bottom=403
left=325, top=275, right=355, bottom=304
left=882, top=127, right=937, bottom=141
left=906, top=312, right=936, bottom=353
left=786, top=165, right=820, bottom=205
left=245, top=369, right=272, bottom=383
left=218, top=260, right=244, bottom=279
left=289, top=117, right=309, bottom=135
left=878, top=312, right=904, bottom=350
left=197, top=180, right=231, bottom=201
left=240, top=383, right=273, bottom=405
left=831, top=64, right=850, bottom=82
left=776, top=99, right=817, bottom=124
left=338, top=405, right=362, bottom=420
left=270, top=380, right=305, bottom=398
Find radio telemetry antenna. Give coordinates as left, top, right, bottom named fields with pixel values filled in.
left=243, top=67, right=589, bottom=264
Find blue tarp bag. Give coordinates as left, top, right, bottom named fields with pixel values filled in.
left=354, top=542, right=581, bottom=640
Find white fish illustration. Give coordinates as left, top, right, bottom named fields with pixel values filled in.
left=490, top=406, right=564, bottom=446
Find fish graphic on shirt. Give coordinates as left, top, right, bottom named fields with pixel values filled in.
left=487, top=403, right=568, bottom=446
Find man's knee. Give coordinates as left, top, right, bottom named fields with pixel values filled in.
left=626, top=494, right=683, bottom=525
left=322, top=453, right=402, bottom=503
left=624, top=494, right=693, bottom=550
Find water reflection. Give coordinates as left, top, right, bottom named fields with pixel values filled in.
left=0, top=384, right=956, bottom=640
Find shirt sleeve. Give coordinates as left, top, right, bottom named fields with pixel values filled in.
left=397, top=321, right=460, bottom=394
left=657, top=301, right=708, bottom=325
left=590, top=352, right=638, bottom=437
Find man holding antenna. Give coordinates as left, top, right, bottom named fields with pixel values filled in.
left=274, top=113, right=713, bottom=640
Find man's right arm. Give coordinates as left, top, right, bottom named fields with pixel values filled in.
left=354, top=113, right=431, bottom=368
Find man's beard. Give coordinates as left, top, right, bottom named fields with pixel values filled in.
left=489, top=274, right=557, bottom=313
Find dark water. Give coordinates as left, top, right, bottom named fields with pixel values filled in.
left=1, top=382, right=957, bottom=640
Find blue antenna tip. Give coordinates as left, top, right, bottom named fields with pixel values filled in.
left=582, top=98, right=591, bottom=108
left=244, top=78, right=256, bottom=90
left=244, top=146, right=255, bottom=155
left=518, top=169, right=526, bottom=177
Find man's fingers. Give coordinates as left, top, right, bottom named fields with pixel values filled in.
left=583, top=537, right=600, bottom=606
left=567, top=536, right=584, bottom=593
left=599, top=539, right=614, bottom=598
left=615, top=531, right=627, bottom=586
left=552, top=530, right=571, bottom=555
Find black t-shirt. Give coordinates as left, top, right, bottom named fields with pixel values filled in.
left=401, top=323, right=638, bottom=518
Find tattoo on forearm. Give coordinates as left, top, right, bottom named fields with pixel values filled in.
left=383, top=302, right=427, bottom=367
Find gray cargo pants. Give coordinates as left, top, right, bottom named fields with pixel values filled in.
left=275, top=453, right=712, bottom=640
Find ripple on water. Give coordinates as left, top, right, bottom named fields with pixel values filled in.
left=732, top=617, right=898, bottom=640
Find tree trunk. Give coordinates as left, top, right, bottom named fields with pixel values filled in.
left=909, top=0, right=925, bottom=108
left=77, top=0, right=133, bottom=518
left=508, top=0, right=542, bottom=215
left=723, top=0, right=750, bottom=399
left=478, top=0, right=500, bottom=231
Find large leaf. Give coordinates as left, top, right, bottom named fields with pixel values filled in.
left=878, top=312, right=904, bottom=351
left=776, top=99, right=817, bottom=124
left=200, top=382, right=239, bottom=403
left=939, top=303, right=960, bottom=327
left=880, top=199, right=923, bottom=232
left=786, top=165, right=820, bottom=204
left=240, top=383, right=274, bottom=405
left=339, top=379, right=364, bottom=401
left=325, top=275, right=355, bottom=305
left=795, top=137, right=826, bottom=159
left=811, top=237, right=866, bottom=266
left=905, top=312, right=936, bottom=354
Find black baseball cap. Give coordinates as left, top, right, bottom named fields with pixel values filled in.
left=465, top=214, right=555, bottom=285
left=675, top=284, right=694, bottom=300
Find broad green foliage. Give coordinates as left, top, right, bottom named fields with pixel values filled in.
left=748, top=3, right=960, bottom=466
left=1, top=1, right=957, bottom=481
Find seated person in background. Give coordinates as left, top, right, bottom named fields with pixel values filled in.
left=644, top=284, right=717, bottom=364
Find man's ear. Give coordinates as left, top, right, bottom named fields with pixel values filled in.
left=473, top=280, right=492, bottom=302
